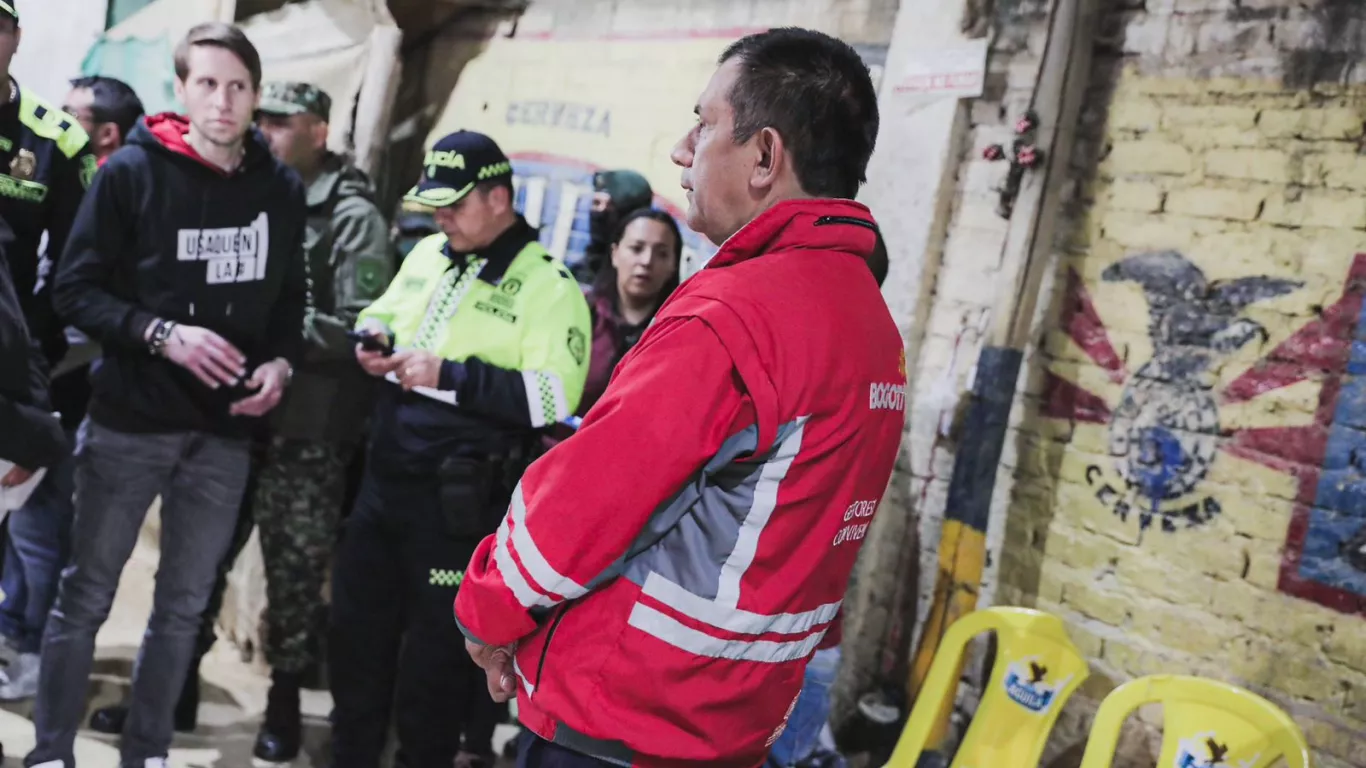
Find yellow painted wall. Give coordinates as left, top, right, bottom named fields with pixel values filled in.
left=1002, top=68, right=1366, bottom=763
left=429, top=34, right=733, bottom=276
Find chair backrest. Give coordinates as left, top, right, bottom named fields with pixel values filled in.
left=884, top=607, right=1091, bottom=768
left=1078, top=675, right=1311, bottom=768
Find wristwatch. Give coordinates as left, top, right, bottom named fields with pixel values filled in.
left=147, top=319, right=177, bottom=356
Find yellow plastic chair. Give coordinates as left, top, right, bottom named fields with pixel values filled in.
left=885, top=607, right=1090, bottom=768
left=1078, top=675, right=1311, bottom=768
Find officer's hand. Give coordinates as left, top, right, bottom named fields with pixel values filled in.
left=0, top=465, right=34, bottom=489
left=466, top=639, right=517, bottom=703
left=392, top=349, right=441, bottom=391
left=162, top=325, right=248, bottom=389
left=229, top=358, right=291, bottom=417
left=356, top=343, right=401, bottom=377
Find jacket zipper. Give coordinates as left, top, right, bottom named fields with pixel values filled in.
left=814, top=215, right=878, bottom=232
left=534, top=602, right=572, bottom=693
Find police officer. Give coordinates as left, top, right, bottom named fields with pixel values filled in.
left=0, top=0, right=95, bottom=367
left=0, top=0, right=93, bottom=704
left=334, top=130, right=591, bottom=768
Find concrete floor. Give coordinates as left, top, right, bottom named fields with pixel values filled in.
left=0, top=523, right=516, bottom=767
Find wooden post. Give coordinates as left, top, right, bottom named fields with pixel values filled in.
left=905, top=0, right=1101, bottom=750
left=352, top=24, right=404, bottom=176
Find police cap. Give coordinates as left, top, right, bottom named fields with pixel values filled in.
left=405, top=130, right=513, bottom=209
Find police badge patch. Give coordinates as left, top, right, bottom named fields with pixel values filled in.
left=80, top=154, right=97, bottom=190
left=567, top=326, right=587, bottom=366
left=9, top=148, right=34, bottom=181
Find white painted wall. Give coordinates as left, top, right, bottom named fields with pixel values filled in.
left=11, top=0, right=108, bottom=103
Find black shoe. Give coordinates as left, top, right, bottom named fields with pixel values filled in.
left=253, top=727, right=301, bottom=764
left=89, top=656, right=201, bottom=736
left=88, top=704, right=127, bottom=735
left=253, top=670, right=302, bottom=764
left=88, top=697, right=199, bottom=735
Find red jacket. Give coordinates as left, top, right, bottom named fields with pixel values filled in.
left=455, top=198, right=906, bottom=767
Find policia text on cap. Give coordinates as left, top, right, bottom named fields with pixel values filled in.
left=326, top=130, right=592, bottom=766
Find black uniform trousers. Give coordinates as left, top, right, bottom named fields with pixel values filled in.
left=517, top=731, right=618, bottom=768
left=328, top=463, right=507, bottom=767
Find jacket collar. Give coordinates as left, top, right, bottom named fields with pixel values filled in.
left=705, top=198, right=879, bottom=271
left=305, top=153, right=344, bottom=208
left=445, top=215, right=538, bottom=284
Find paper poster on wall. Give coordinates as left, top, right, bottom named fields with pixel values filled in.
left=891, top=40, right=989, bottom=98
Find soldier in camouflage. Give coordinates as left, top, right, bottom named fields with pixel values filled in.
left=245, top=80, right=394, bottom=763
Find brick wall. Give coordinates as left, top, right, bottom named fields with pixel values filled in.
left=905, top=0, right=1366, bottom=764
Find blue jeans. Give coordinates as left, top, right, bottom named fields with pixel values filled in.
left=768, top=648, right=841, bottom=767
left=26, top=418, right=250, bottom=768
left=0, top=432, right=76, bottom=653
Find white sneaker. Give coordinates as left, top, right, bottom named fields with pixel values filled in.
left=30, top=761, right=65, bottom=768
left=0, top=635, right=20, bottom=667
left=0, top=652, right=38, bottom=700
left=143, top=759, right=168, bottom=768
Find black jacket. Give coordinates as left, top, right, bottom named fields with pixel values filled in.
left=0, top=216, right=66, bottom=469
left=54, top=113, right=308, bottom=438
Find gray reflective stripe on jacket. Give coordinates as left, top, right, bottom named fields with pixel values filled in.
left=497, top=415, right=837, bottom=666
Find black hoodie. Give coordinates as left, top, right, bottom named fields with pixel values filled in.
left=54, top=113, right=308, bottom=438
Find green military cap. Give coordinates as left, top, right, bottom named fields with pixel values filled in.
left=258, top=81, right=332, bottom=121
left=0, top=0, right=18, bottom=23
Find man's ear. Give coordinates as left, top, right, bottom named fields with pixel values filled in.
left=310, top=119, right=330, bottom=152
left=96, top=123, right=120, bottom=150
left=751, top=126, right=785, bottom=191
left=490, top=183, right=514, bottom=215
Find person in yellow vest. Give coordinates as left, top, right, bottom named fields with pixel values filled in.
left=333, top=130, right=591, bottom=768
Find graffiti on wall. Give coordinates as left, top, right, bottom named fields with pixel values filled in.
left=1044, top=249, right=1366, bottom=614
left=433, top=32, right=889, bottom=280
left=1044, top=251, right=1301, bottom=533
left=510, top=152, right=713, bottom=276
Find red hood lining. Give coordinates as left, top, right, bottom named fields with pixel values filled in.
left=143, top=113, right=237, bottom=177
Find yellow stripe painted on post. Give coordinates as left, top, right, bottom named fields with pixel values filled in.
left=909, top=519, right=987, bottom=750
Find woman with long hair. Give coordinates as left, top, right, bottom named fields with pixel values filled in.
left=579, top=207, right=683, bottom=415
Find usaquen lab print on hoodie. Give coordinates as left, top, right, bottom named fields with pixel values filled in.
left=53, top=113, right=308, bottom=439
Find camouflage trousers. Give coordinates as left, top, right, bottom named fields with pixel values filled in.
left=255, top=436, right=355, bottom=673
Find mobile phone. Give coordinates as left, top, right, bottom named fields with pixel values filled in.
left=347, top=329, right=393, bottom=356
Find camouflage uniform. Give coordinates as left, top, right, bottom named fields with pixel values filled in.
left=250, top=82, right=393, bottom=673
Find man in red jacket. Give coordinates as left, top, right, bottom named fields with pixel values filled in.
left=457, top=27, right=905, bottom=768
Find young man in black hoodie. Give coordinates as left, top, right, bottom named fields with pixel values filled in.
left=29, top=22, right=307, bottom=768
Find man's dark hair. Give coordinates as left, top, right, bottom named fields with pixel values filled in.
left=70, top=76, right=145, bottom=140
left=476, top=177, right=515, bottom=203
left=174, top=22, right=262, bottom=90
left=720, top=28, right=879, bottom=200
